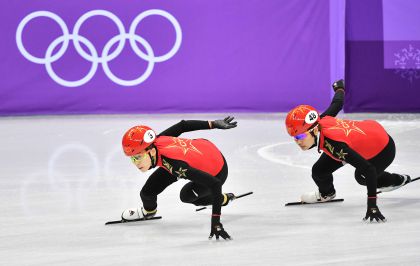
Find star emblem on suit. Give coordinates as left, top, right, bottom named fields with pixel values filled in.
left=329, top=119, right=366, bottom=137
left=335, top=149, right=348, bottom=160
left=175, top=167, right=188, bottom=179
left=165, top=137, right=203, bottom=155
left=324, top=139, right=335, bottom=154
left=162, top=159, right=173, bottom=174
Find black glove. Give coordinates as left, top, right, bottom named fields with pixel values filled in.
left=332, top=79, right=345, bottom=92
left=209, top=216, right=231, bottom=240
left=363, top=197, right=386, bottom=223
left=212, top=116, right=237, bottom=129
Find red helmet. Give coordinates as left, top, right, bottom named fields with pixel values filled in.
left=285, top=105, right=320, bottom=136
left=122, top=125, right=157, bottom=156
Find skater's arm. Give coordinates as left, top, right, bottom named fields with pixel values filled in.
left=320, top=90, right=345, bottom=118
left=342, top=149, right=377, bottom=197
left=158, top=120, right=212, bottom=137
left=323, top=137, right=386, bottom=222
left=178, top=164, right=230, bottom=238
left=321, top=80, right=345, bottom=118
left=159, top=117, right=237, bottom=137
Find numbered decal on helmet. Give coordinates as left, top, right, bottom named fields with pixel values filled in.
left=144, top=130, right=156, bottom=143
left=305, top=110, right=318, bottom=124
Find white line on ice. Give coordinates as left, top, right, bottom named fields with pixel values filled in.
left=257, top=142, right=311, bottom=170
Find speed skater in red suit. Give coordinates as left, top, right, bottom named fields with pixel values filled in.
left=285, top=80, right=411, bottom=222
left=121, top=117, right=238, bottom=239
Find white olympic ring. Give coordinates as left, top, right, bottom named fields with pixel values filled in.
left=16, top=9, right=182, bottom=87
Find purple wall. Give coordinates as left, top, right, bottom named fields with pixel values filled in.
left=345, top=0, right=420, bottom=113
left=0, top=0, right=332, bottom=115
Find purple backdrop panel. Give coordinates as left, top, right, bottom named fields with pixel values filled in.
left=0, top=0, right=331, bottom=115
left=345, top=0, right=420, bottom=113
left=383, top=0, right=420, bottom=70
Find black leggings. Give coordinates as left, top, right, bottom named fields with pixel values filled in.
left=312, top=135, right=402, bottom=195
left=179, top=157, right=228, bottom=206
left=353, top=136, right=401, bottom=187
left=140, top=157, right=228, bottom=211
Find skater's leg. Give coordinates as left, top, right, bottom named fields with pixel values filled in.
left=312, top=153, right=344, bottom=196
left=354, top=136, right=410, bottom=191
left=180, top=155, right=230, bottom=206
left=140, top=168, right=177, bottom=211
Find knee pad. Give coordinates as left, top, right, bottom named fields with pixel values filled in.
left=181, top=182, right=209, bottom=203
left=179, top=183, right=196, bottom=203
left=180, top=190, right=196, bottom=203
left=354, top=164, right=376, bottom=186
left=354, top=170, right=366, bottom=185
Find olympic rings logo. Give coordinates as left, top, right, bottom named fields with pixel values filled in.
left=16, top=9, right=182, bottom=87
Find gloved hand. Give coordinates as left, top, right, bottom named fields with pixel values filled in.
left=212, top=116, right=237, bottom=129
left=332, top=79, right=345, bottom=92
left=209, top=215, right=231, bottom=240
left=363, top=197, right=386, bottom=223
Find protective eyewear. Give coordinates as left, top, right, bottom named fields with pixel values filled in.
left=294, top=132, right=308, bottom=140
left=293, top=128, right=315, bottom=141
left=130, top=153, right=148, bottom=163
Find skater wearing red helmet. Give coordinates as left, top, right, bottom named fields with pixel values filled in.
left=285, top=80, right=411, bottom=222
left=121, top=117, right=237, bottom=240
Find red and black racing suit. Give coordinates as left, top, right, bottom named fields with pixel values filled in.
left=140, top=120, right=228, bottom=218
left=312, top=90, right=404, bottom=198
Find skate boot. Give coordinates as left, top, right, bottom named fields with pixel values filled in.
left=121, top=207, right=157, bottom=221
left=222, top=193, right=236, bottom=206
left=301, top=190, right=336, bottom=203
left=378, top=174, right=411, bottom=193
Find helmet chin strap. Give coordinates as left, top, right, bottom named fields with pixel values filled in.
left=147, top=145, right=157, bottom=170
left=308, top=129, right=319, bottom=151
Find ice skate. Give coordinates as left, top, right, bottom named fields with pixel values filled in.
left=378, top=174, right=411, bottom=193
left=195, top=192, right=253, bottom=211
left=301, top=190, right=336, bottom=203
left=222, top=193, right=236, bottom=206
left=121, top=207, right=157, bottom=221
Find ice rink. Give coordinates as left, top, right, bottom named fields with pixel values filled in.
left=1, top=113, right=420, bottom=266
